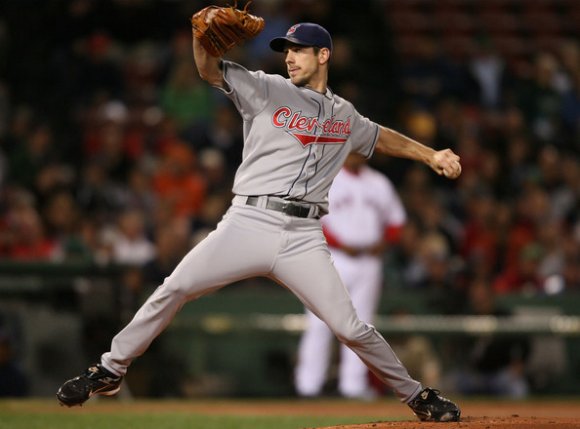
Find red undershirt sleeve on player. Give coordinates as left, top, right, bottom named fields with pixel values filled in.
left=322, top=226, right=343, bottom=249
left=385, top=225, right=403, bottom=244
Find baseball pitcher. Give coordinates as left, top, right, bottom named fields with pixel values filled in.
left=57, top=4, right=461, bottom=422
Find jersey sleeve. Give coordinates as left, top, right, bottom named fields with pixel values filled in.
left=218, top=60, right=270, bottom=120
left=349, top=109, right=380, bottom=158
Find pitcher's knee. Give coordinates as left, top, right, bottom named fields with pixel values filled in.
left=162, top=270, right=203, bottom=296
left=331, top=319, right=372, bottom=346
left=152, top=277, right=192, bottom=305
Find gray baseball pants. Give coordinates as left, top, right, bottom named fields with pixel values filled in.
left=101, top=196, right=422, bottom=402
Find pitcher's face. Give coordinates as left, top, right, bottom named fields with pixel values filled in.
left=284, top=45, right=329, bottom=88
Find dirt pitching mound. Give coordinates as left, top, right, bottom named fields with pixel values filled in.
left=318, top=415, right=580, bottom=429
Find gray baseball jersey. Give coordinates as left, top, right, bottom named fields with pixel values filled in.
left=100, top=60, right=422, bottom=404
left=221, top=61, right=379, bottom=213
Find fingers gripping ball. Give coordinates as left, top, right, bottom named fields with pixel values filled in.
left=443, top=160, right=461, bottom=179
left=432, top=149, right=462, bottom=179
left=191, top=1, right=265, bottom=57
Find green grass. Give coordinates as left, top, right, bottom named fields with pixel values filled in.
left=0, top=414, right=363, bottom=429
left=0, top=399, right=393, bottom=429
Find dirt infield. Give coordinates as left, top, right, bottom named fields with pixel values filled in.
left=139, top=399, right=580, bottom=428
left=321, top=416, right=580, bottom=429
left=302, top=401, right=580, bottom=429
left=5, top=398, right=580, bottom=428
left=192, top=400, right=580, bottom=428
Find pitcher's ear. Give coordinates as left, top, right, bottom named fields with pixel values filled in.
left=319, top=47, right=331, bottom=64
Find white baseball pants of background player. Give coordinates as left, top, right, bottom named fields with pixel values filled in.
left=100, top=197, right=423, bottom=402
left=295, top=250, right=382, bottom=398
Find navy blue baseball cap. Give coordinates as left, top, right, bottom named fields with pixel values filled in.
left=270, top=23, right=333, bottom=52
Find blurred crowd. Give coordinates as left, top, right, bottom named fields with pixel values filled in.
left=0, top=0, right=578, bottom=306
left=0, top=0, right=578, bottom=400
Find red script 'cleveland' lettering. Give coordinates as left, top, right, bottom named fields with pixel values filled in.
left=272, top=106, right=351, bottom=146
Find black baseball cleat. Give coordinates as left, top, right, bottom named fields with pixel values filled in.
left=56, top=364, right=123, bottom=407
left=407, top=387, right=461, bottom=422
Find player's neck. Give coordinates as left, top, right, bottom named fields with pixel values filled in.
left=305, top=72, right=328, bottom=94
left=305, top=84, right=327, bottom=94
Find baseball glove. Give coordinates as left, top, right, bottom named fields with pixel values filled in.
left=191, top=1, right=265, bottom=57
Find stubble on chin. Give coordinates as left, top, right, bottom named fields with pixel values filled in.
left=290, top=76, right=307, bottom=87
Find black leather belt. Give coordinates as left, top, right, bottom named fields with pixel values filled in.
left=245, top=196, right=316, bottom=218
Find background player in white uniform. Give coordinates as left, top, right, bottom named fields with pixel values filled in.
left=57, top=19, right=461, bottom=422
left=295, top=152, right=406, bottom=399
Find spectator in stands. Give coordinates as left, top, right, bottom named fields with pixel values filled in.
left=415, top=195, right=461, bottom=252
left=460, top=187, right=500, bottom=278
left=399, top=164, right=433, bottom=212
left=493, top=243, right=544, bottom=295
left=516, top=52, right=563, bottom=144
left=553, top=40, right=579, bottom=95
left=535, top=211, right=578, bottom=294
left=76, top=217, right=109, bottom=265
left=504, top=134, right=537, bottom=194
left=77, top=32, right=124, bottom=102
left=3, top=195, right=58, bottom=261
left=391, top=217, right=423, bottom=288
left=33, top=162, right=75, bottom=206
left=86, top=111, right=135, bottom=184
left=120, top=166, right=158, bottom=217
left=399, top=38, right=458, bottom=109
left=102, top=208, right=156, bottom=266
left=502, top=185, right=549, bottom=272
left=540, top=216, right=566, bottom=262
left=413, top=232, right=465, bottom=314
left=466, top=38, right=510, bottom=110
left=43, top=189, right=94, bottom=263
left=75, top=160, right=124, bottom=226
left=149, top=115, right=184, bottom=157
left=160, top=59, right=215, bottom=133
left=123, top=43, right=163, bottom=107
left=560, top=70, right=580, bottom=143
left=478, top=148, right=504, bottom=198
left=536, top=145, right=562, bottom=193
left=6, top=123, right=59, bottom=192
left=153, top=142, right=206, bottom=220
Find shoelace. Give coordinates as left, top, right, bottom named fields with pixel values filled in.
left=412, top=388, right=450, bottom=404
left=428, top=389, right=456, bottom=406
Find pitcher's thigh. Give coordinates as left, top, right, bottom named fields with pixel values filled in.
left=164, top=210, right=280, bottom=297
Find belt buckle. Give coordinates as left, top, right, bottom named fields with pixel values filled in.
left=280, top=201, right=291, bottom=214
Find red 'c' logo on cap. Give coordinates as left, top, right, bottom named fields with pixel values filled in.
left=287, top=24, right=299, bottom=35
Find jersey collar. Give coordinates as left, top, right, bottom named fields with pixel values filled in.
left=301, top=84, right=334, bottom=100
